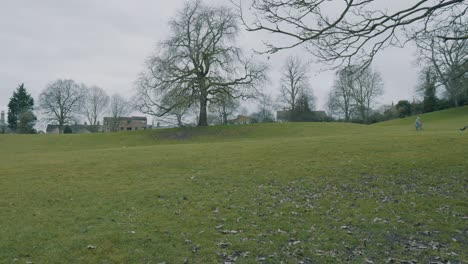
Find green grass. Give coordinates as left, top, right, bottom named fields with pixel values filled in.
left=1, top=106, right=467, bottom=263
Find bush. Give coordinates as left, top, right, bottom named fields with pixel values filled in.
left=64, top=126, right=73, bottom=134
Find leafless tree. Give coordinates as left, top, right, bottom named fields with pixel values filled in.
left=327, top=66, right=356, bottom=121
left=136, top=0, right=266, bottom=126
left=327, top=66, right=383, bottom=122
left=352, top=67, right=384, bottom=123
left=109, top=94, right=131, bottom=132
left=38, top=79, right=85, bottom=133
left=209, top=93, right=239, bottom=125
left=237, top=0, right=467, bottom=68
left=415, top=25, right=467, bottom=106
left=82, top=85, right=109, bottom=129
left=253, top=91, right=276, bottom=122
left=278, top=56, right=314, bottom=110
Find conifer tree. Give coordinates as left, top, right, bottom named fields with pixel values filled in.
left=7, top=83, right=36, bottom=132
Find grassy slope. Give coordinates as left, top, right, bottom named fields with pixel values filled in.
left=374, top=105, right=468, bottom=130
left=0, top=107, right=467, bottom=263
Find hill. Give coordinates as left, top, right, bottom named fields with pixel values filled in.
left=375, top=105, right=468, bottom=131
left=0, top=108, right=467, bottom=263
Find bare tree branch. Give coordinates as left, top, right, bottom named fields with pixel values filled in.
left=238, top=0, right=467, bottom=67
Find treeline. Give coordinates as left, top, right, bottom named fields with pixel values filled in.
left=2, top=81, right=132, bottom=134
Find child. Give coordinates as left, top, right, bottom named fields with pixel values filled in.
left=415, top=117, right=422, bottom=131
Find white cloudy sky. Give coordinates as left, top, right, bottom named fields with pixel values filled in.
left=0, top=0, right=422, bottom=117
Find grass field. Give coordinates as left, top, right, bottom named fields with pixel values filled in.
left=1, top=106, right=467, bottom=263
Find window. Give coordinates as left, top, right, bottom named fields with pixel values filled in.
left=127, top=127, right=132, bottom=131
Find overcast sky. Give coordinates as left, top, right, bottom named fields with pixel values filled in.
left=0, top=0, right=422, bottom=119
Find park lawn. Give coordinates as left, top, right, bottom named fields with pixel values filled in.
left=0, top=106, right=467, bottom=263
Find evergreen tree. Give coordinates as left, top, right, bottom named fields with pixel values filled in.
left=421, top=69, right=438, bottom=113
left=396, top=100, right=412, bottom=118
left=7, top=84, right=36, bottom=132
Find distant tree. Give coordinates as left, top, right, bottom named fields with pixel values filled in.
left=327, top=66, right=356, bottom=121
left=278, top=56, right=313, bottom=111
left=109, top=94, right=131, bottom=132
left=251, top=92, right=275, bottom=123
left=328, top=65, right=383, bottom=123
left=396, top=100, right=412, bottom=118
left=38, top=79, right=85, bottom=134
left=136, top=0, right=266, bottom=126
left=17, top=110, right=37, bottom=134
left=209, top=93, right=239, bottom=125
left=7, top=83, right=36, bottom=132
left=82, top=85, right=109, bottom=130
left=417, top=67, right=438, bottom=113
left=351, top=67, right=384, bottom=123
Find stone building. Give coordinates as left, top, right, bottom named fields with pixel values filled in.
left=103, top=116, right=148, bottom=132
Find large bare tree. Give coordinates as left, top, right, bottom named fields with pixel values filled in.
left=238, top=0, right=467, bottom=67
left=415, top=25, right=467, bottom=106
left=38, top=79, right=85, bottom=133
left=82, top=85, right=109, bottom=128
left=278, top=56, right=314, bottom=111
left=136, top=0, right=266, bottom=126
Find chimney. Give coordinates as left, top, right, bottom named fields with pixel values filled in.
left=1, top=111, right=5, bottom=124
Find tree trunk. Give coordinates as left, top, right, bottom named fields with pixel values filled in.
left=198, top=78, right=209, bottom=127
left=360, top=107, right=366, bottom=124
left=176, top=114, right=183, bottom=127
left=198, top=98, right=208, bottom=126
left=344, top=104, right=350, bottom=122
left=222, top=113, right=227, bottom=125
